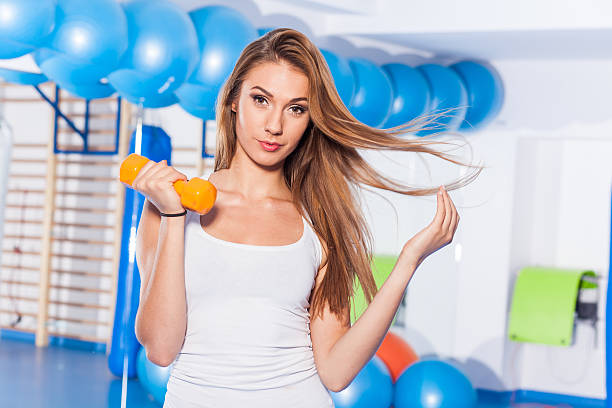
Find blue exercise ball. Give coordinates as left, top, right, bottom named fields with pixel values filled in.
left=258, top=27, right=274, bottom=36
left=136, top=347, right=173, bottom=405
left=330, top=356, right=393, bottom=408
left=59, top=80, right=116, bottom=100
left=320, top=48, right=355, bottom=108
left=416, top=64, right=467, bottom=136
left=179, top=97, right=214, bottom=121
left=139, top=89, right=179, bottom=109
left=394, top=359, right=477, bottom=408
left=450, top=60, right=504, bottom=131
left=0, top=67, right=48, bottom=86
left=381, top=63, right=430, bottom=129
left=107, top=0, right=199, bottom=105
left=175, top=6, right=257, bottom=113
left=348, top=58, right=393, bottom=128
left=0, top=0, right=56, bottom=59
left=33, top=0, right=127, bottom=88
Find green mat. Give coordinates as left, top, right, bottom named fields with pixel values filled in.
left=508, top=266, right=597, bottom=347
left=350, top=254, right=398, bottom=325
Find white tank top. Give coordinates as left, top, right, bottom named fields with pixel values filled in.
left=163, top=184, right=335, bottom=408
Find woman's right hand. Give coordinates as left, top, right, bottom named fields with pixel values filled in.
left=131, top=159, right=188, bottom=214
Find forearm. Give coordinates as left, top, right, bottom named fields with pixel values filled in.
left=135, top=216, right=187, bottom=365
left=325, top=252, right=417, bottom=391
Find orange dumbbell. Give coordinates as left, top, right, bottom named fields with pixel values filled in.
left=119, top=153, right=217, bottom=215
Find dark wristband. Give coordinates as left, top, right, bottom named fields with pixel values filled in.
left=160, top=209, right=187, bottom=217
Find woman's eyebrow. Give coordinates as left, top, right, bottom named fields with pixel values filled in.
left=250, top=85, right=307, bottom=103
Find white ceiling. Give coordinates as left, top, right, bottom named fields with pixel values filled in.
left=172, top=0, right=612, bottom=60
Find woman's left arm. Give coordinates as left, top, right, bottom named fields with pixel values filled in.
left=311, top=185, right=459, bottom=392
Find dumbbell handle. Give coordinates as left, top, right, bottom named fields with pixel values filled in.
left=119, top=153, right=216, bottom=214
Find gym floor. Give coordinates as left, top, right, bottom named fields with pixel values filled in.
left=0, top=336, right=594, bottom=408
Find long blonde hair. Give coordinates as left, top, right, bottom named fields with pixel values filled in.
left=214, top=28, right=483, bottom=321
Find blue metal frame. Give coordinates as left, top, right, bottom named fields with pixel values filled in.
left=202, top=121, right=215, bottom=159
left=32, top=83, right=121, bottom=155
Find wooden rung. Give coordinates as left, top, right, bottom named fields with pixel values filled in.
left=56, top=206, right=114, bottom=214
left=57, top=175, right=116, bottom=182
left=1, top=98, right=45, bottom=103
left=51, top=253, right=113, bottom=262
left=2, top=295, right=100, bottom=311
left=57, top=128, right=116, bottom=135
left=55, top=221, right=113, bottom=229
left=0, top=280, right=111, bottom=294
left=52, top=268, right=111, bottom=278
left=0, top=309, right=37, bottom=318
left=1, top=250, right=113, bottom=262
left=57, top=191, right=115, bottom=198
left=12, top=143, right=46, bottom=148
left=55, top=145, right=117, bottom=152
left=0, top=325, right=35, bottom=333
left=0, top=264, right=38, bottom=272
left=57, top=96, right=116, bottom=103
left=2, top=250, right=40, bottom=258
left=47, top=330, right=107, bottom=344
left=48, top=315, right=110, bottom=327
left=51, top=237, right=114, bottom=246
left=1, top=265, right=111, bottom=279
left=172, top=146, right=197, bottom=152
left=0, top=280, right=38, bottom=287
left=1, top=82, right=48, bottom=88
left=7, top=188, right=45, bottom=194
left=3, top=234, right=41, bottom=240
left=0, top=310, right=110, bottom=327
left=6, top=204, right=43, bottom=209
left=69, top=113, right=117, bottom=119
left=57, top=191, right=117, bottom=198
left=4, top=236, right=114, bottom=246
left=8, top=158, right=47, bottom=164
left=4, top=219, right=43, bottom=225
left=0, top=294, right=37, bottom=303
left=50, top=299, right=109, bottom=310
left=51, top=284, right=110, bottom=294
left=7, top=174, right=45, bottom=179
left=0, top=295, right=108, bottom=311
left=57, top=159, right=117, bottom=166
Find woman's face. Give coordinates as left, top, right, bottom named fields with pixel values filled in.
left=232, top=61, right=311, bottom=168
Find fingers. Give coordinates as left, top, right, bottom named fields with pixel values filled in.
left=432, top=186, right=446, bottom=228
left=448, top=190, right=459, bottom=235
left=156, top=166, right=188, bottom=184
left=132, top=160, right=171, bottom=191
left=441, top=186, right=460, bottom=241
left=131, top=160, right=157, bottom=190
left=441, top=186, right=452, bottom=232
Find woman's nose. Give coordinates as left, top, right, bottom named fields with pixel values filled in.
left=265, top=108, right=283, bottom=135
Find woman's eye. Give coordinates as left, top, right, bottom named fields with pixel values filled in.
left=290, top=106, right=307, bottom=115
left=252, top=95, right=267, bottom=105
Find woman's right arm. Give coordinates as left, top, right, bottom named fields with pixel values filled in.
left=130, top=160, right=189, bottom=367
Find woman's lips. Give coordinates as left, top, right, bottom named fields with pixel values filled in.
left=259, top=141, right=280, bottom=152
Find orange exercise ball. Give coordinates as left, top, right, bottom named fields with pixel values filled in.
left=375, top=331, right=418, bottom=382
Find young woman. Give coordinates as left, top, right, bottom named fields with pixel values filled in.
left=132, top=28, right=482, bottom=407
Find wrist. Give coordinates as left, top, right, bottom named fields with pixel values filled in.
left=399, top=246, right=420, bottom=271
left=159, top=207, right=185, bottom=215
left=160, top=209, right=187, bottom=217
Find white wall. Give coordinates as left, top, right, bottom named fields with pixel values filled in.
left=361, top=58, right=612, bottom=399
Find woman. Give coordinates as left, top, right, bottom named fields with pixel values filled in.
left=132, top=28, right=482, bottom=407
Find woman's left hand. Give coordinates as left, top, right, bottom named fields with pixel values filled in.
left=400, top=185, right=460, bottom=270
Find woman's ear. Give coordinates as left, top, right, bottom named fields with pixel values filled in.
left=231, top=102, right=237, bottom=112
